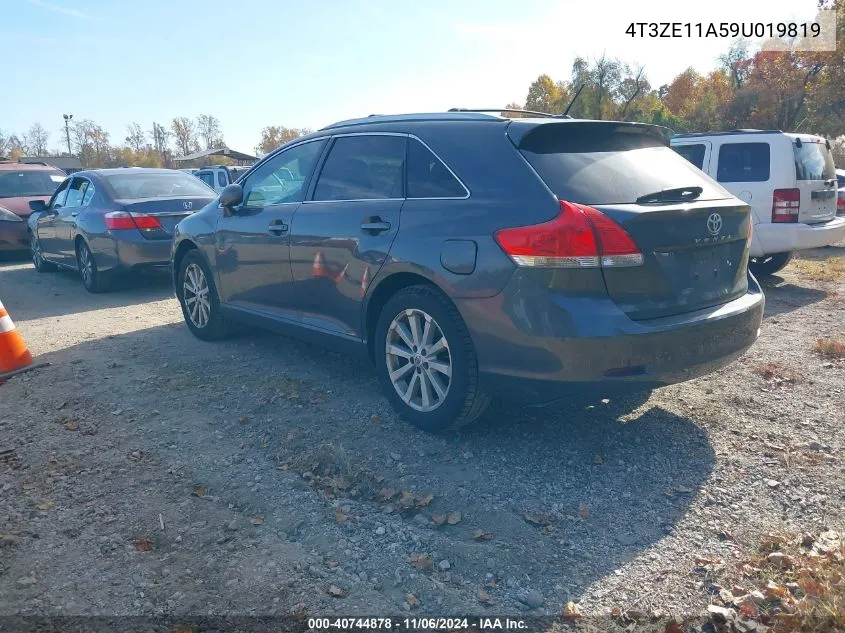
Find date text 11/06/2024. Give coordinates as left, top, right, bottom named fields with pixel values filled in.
left=307, top=617, right=528, bottom=630
left=625, top=22, right=822, bottom=38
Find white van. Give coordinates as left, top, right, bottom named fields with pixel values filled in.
left=672, top=130, right=845, bottom=275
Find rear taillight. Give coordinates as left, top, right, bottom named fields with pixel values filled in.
left=838, top=196, right=845, bottom=213
left=104, top=211, right=162, bottom=231
left=494, top=201, right=643, bottom=269
left=772, top=188, right=800, bottom=223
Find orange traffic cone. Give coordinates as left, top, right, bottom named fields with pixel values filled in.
left=332, top=262, right=348, bottom=283
left=0, top=299, right=33, bottom=377
left=360, top=266, right=370, bottom=297
left=312, top=251, right=327, bottom=278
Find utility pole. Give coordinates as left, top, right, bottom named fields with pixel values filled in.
left=62, top=114, right=73, bottom=155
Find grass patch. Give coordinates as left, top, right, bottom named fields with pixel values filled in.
left=813, top=338, right=845, bottom=359
left=754, top=362, right=801, bottom=385
left=791, top=256, right=845, bottom=282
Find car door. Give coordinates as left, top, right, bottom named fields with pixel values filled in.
left=215, top=138, right=327, bottom=321
left=289, top=133, right=406, bottom=338
left=54, top=177, right=91, bottom=265
left=714, top=141, right=771, bottom=226
left=37, top=177, right=71, bottom=260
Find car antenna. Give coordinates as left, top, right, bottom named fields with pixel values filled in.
left=561, top=82, right=587, bottom=118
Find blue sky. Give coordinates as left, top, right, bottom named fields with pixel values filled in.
left=2, top=0, right=823, bottom=154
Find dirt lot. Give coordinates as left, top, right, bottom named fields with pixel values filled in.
left=0, top=248, right=843, bottom=624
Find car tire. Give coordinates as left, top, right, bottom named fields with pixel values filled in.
left=76, top=239, right=111, bottom=293
left=30, top=232, right=57, bottom=272
left=375, top=285, right=491, bottom=433
left=749, top=251, right=793, bottom=277
left=177, top=250, right=228, bottom=341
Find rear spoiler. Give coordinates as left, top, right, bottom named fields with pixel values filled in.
left=505, top=119, right=674, bottom=149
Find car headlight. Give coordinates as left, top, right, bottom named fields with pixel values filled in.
left=0, top=207, right=23, bottom=222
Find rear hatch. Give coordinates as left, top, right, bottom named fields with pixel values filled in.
left=115, top=197, right=212, bottom=237
left=791, top=136, right=837, bottom=224
left=512, top=121, right=752, bottom=320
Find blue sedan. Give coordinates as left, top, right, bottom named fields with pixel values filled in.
left=28, top=168, right=216, bottom=292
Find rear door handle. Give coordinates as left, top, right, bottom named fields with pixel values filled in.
left=360, top=220, right=391, bottom=234
left=268, top=221, right=288, bottom=235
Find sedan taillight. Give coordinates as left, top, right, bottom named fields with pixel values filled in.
left=104, top=211, right=162, bottom=230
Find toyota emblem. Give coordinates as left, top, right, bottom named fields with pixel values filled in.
left=707, top=213, right=722, bottom=236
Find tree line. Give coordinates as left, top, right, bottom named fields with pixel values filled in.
left=0, top=115, right=311, bottom=169
left=512, top=1, right=844, bottom=161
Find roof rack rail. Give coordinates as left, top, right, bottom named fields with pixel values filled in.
left=448, top=108, right=570, bottom=119
left=673, top=129, right=783, bottom=138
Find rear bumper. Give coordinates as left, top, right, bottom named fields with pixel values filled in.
left=750, top=216, right=845, bottom=257
left=90, top=231, right=172, bottom=272
left=0, top=221, right=28, bottom=252
left=457, top=275, right=765, bottom=405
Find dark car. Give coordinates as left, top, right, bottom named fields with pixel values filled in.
left=171, top=112, right=765, bottom=432
left=29, top=168, right=216, bottom=292
left=0, top=161, right=65, bottom=253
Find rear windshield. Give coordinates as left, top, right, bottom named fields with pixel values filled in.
left=0, top=169, right=65, bottom=198
left=104, top=171, right=215, bottom=199
left=519, top=124, right=729, bottom=205
left=793, top=141, right=835, bottom=181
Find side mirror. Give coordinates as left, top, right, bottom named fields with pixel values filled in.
left=29, top=200, right=48, bottom=213
left=219, top=184, right=244, bottom=209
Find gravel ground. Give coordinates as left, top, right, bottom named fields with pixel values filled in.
left=0, top=247, right=843, bottom=623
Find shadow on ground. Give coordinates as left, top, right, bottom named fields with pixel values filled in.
left=3, top=316, right=715, bottom=613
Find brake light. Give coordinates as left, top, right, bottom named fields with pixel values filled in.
left=104, top=211, right=162, bottom=231
left=838, top=196, right=845, bottom=213
left=494, top=201, right=643, bottom=268
left=772, top=188, right=800, bottom=223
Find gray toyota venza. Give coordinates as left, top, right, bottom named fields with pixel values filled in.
left=171, top=111, right=764, bottom=432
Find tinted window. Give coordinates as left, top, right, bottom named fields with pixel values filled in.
left=520, top=124, right=729, bottom=205
left=0, top=168, right=65, bottom=197
left=104, top=172, right=216, bottom=199
left=717, top=143, right=770, bottom=183
left=838, top=173, right=845, bottom=187
left=793, top=141, right=835, bottom=181
left=673, top=143, right=706, bottom=169
left=217, top=170, right=227, bottom=187
left=63, top=179, right=89, bottom=208
left=243, top=140, right=325, bottom=207
left=313, top=135, right=405, bottom=201
left=407, top=139, right=466, bottom=198
left=81, top=181, right=95, bottom=206
left=198, top=172, right=214, bottom=187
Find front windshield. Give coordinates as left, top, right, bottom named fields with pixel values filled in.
left=0, top=169, right=65, bottom=197
left=104, top=171, right=216, bottom=199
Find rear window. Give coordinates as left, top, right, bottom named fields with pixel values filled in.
left=104, top=171, right=216, bottom=199
left=717, top=143, right=770, bottom=183
left=672, top=143, right=706, bottom=170
left=519, top=124, right=728, bottom=205
left=793, top=141, right=835, bottom=181
left=0, top=169, right=65, bottom=197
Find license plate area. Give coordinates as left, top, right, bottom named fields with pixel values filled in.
left=655, top=242, right=743, bottom=292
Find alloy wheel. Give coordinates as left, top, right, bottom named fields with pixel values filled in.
left=78, top=244, right=94, bottom=286
left=385, top=308, right=452, bottom=412
left=183, top=263, right=211, bottom=329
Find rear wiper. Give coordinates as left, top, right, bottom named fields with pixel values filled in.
left=636, top=186, right=703, bottom=205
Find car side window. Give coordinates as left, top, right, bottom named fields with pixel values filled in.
left=313, top=135, right=406, bottom=201
left=63, top=178, right=88, bottom=209
left=242, top=140, right=326, bottom=208
left=673, top=144, right=706, bottom=170
left=717, top=142, right=770, bottom=183
left=217, top=170, right=227, bottom=188
left=198, top=172, right=214, bottom=188
left=50, top=179, right=71, bottom=209
left=407, top=138, right=467, bottom=198
left=81, top=180, right=95, bottom=206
